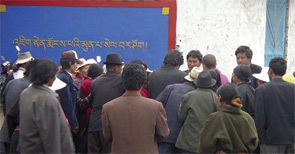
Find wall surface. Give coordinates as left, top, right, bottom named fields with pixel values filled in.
left=287, top=0, right=295, bottom=74
left=176, top=0, right=268, bottom=78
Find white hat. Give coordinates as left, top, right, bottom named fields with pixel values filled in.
left=77, top=58, right=97, bottom=70
left=185, top=66, right=203, bottom=82
left=49, top=78, right=67, bottom=91
left=15, top=51, right=33, bottom=64
left=253, top=67, right=269, bottom=83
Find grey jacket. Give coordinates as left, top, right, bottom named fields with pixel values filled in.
left=19, top=85, right=75, bottom=153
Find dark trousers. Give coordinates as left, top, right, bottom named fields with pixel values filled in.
left=260, top=144, right=295, bottom=153
left=88, top=131, right=111, bottom=153
left=10, top=130, right=19, bottom=153
left=158, top=142, right=182, bottom=154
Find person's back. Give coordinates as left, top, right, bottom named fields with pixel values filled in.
left=88, top=71, right=124, bottom=132
left=148, top=49, right=186, bottom=99
left=255, top=78, right=295, bottom=144
left=255, top=57, right=295, bottom=153
left=102, top=95, right=169, bottom=153
left=200, top=83, right=258, bottom=153
left=101, top=62, right=169, bottom=153
left=176, top=71, right=219, bottom=153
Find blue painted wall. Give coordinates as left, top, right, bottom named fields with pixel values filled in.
left=0, top=5, right=169, bottom=69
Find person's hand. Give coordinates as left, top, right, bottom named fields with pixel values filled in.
left=72, top=126, right=79, bottom=134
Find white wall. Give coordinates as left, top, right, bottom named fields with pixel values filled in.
left=176, top=0, right=268, bottom=78
left=287, top=0, right=295, bottom=74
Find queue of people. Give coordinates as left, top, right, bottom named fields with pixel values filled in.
left=0, top=45, right=294, bottom=154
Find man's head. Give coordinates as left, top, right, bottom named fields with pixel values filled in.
left=104, top=53, right=123, bottom=74
left=60, top=50, right=82, bottom=73
left=186, top=50, right=202, bottom=72
left=235, top=46, right=253, bottom=66
left=122, top=63, right=147, bottom=90
left=202, top=54, right=216, bottom=70
left=268, top=57, right=287, bottom=79
left=163, top=49, right=184, bottom=69
left=15, top=51, right=34, bottom=69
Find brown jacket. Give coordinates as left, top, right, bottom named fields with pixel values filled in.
left=102, top=92, right=169, bottom=153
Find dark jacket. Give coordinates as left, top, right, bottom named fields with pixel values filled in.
left=156, top=82, right=195, bottom=144
left=56, top=69, right=79, bottom=128
left=237, top=82, right=255, bottom=118
left=88, top=71, right=125, bottom=132
left=148, top=65, right=186, bottom=99
left=255, top=78, right=295, bottom=144
left=200, top=106, right=258, bottom=153
left=250, top=63, right=262, bottom=89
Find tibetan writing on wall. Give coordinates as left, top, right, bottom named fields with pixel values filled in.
left=12, top=35, right=148, bottom=52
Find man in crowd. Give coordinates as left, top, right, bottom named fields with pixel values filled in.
left=88, top=53, right=125, bottom=153
left=176, top=70, right=219, bottom=153
left=56, top=50, right=82, bottom=136
left=184, top=50, right=203, bottom=74
left=255, top=57, right=295, bottom=153
left=156, top=66, right=202, bottom=153
left=102, top=62, right=169, bottom=153
left=202, top=54, right=229, bottom=85
left=148, top=49, right=186, bottom=99
left=235, top=46, right=262, bottom=88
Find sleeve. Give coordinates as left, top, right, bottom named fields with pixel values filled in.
left=56, top=78, right=78, bottom=128
left=155, top=102, right=170, bottom=142
left=156, top=85, right=173, bottom=107
left=199, top=114, right=218, bottom=153
left=254, top=88, right=266, bottom=143
left=178, top=94, right=190, bottom=121
left=101, top=105, right=112, bottom=142
left=245, top=117, right=259, bottom=152
left=36, top=96, right=63, bottom=153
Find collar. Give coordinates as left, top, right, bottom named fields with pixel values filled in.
left=18, top=67, right=25, bottom=71
left=161, top=65, right=176, bottom=69
left=221, top=106, right=241, bottom=114
left=32, top=84, right=58, bottom=96
left=270, top=78, right=284, bottom=82
left=123, top=90, right=141, bottom=96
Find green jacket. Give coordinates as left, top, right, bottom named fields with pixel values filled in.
left=176, top=88, right=218, bottom=153
left=200, top=106, right=258, bottom=153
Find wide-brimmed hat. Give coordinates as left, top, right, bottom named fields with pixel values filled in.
left=185, top=66, right=203, bottom=82
left=15, top=51, right=33, bottom=64
left=103, top=54, right=123, bottom=65
left=193, top=70, right=216, bottom=88
left=77, top=58, right=97, bottom=70
left=49, top=78, right=67, bottom=91
left=253, top=67, right=269, bottom=83
left=61, top=50, right=83, bottom=64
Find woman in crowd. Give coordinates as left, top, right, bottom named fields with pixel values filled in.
left=232, top=64, right=255, bottom=118
left=76, top=63, right=103, bottom=153
left=74, top=59, right=96, bottom=88
left=18, top=58, right=74, bottom=153
left=199, top=83, right=258, bottom=154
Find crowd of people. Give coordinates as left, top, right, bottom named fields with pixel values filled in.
left=0, top=45, right=294, bottom=154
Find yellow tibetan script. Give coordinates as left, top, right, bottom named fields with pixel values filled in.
left=12, top=35, right=148, bottom=52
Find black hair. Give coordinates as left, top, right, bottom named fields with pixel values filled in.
left=60, top=58, right=76, bottom=69
left=23, top=60, right=35, bottom=77
left=30, top=58, right=58, bottom=86
left=88, top=64, right=103, bottom=79
left=235, top=46, right=253, bottom=59
left=269, top=57, right=286, bottom=76
left=233, top=64, right=252, bottom=82
left=163, top=49, right=184, bottom=67
left=202, top=54, right=216, bottom=69
left=209, top=69, right=221, bottom=92
left=130, top=60, right=148, bottom=70
left=122, top=62, right=147, bottom=90
left=216, top=83, right=242, bottom=107
left=186, top=50, right=203, bottom=62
